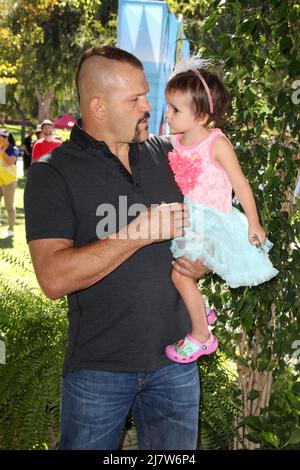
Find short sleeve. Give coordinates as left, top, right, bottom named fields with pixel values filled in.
left=32, top=141, right=41, bottom=161
left=6, top=145, right=19, bottom=157
left=24, top=161, right=76, bottom=242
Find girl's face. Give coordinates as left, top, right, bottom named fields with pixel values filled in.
left=165, top=90, right=200, bottom=134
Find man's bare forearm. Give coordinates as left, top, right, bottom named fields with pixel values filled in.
left=29, top=202, right=188, bottom=299
left=29, top=226, right=145, bottom=299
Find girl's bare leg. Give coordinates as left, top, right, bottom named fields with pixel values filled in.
left=171, top=268, right=210, bottom=343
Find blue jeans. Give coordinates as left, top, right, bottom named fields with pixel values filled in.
left=58, top=363, right=200, bottom=450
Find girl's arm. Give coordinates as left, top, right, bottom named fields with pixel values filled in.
left=0, top=137, right=17, bottom=165
left=213, top=137, right=266, bottom=245
left=0, top=149, right=17, bottom=165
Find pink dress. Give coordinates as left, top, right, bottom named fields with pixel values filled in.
left=168, top=129, right=278, bottom=288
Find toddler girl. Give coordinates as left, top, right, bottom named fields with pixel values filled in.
left=165, top=57, right=278, bottom=363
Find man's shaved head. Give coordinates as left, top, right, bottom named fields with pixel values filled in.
left=75, top=45, right=150, bottom=148
left=76, top=45, right=143, bottom=105
left=77, top=56, right=117, bottom=108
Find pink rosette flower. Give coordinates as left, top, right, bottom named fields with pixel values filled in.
left=168, top=149, right=202, bottom=194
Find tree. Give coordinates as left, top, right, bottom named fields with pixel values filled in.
left=0, top=0, right=118, bottom=121
left=168, top=0, right=300, bottom=450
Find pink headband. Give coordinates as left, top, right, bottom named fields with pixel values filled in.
left=192, top=69, right=214, bottom=114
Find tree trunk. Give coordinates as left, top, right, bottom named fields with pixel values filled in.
left=234, top=305, right=275, bottom=449
left=13, top=97, right=26, bottom=142
left=35, top=88, right=54, bottom=122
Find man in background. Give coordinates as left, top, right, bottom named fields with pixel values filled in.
left=31, top=119, right=61, bottom=163
left=35, top=124, right=42, bottom=141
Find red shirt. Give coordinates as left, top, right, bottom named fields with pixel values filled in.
left=31, top=138, right=61, bottom=163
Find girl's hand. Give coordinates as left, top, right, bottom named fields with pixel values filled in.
left=172, top=257, right=210, bottom=279
left=248, top=223, right=266, bottom=246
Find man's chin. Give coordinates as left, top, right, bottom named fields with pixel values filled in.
left=139, top=128, right=149, bottom=142
left=132, top=128, right=149, bottom=143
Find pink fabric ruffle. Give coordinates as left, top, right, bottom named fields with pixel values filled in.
left=168, top=148, right=202, bottom=194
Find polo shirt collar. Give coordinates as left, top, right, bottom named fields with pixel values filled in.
left=71, top=119, right=112, bottom=153
left=71, top=119, right=138, bottom=183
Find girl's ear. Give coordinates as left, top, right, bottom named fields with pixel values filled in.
left=90, top=96, right=105, bottom=120
left=196, top=113, right=209, bottom=126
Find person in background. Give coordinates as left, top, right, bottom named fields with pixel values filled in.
left=0, top=129, right=18, bottom=237
left=22, top=129, right=33, bottom=176
left=31, top=119, right=61, bottom=163
left=35, top=124, right=42, bottom=141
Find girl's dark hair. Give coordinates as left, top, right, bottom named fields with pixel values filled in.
left=166, top=69, right=230, bottom=126
left=8, top=132, right=16, bottom=147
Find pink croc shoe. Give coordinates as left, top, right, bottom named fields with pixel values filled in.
left=165, top=333, right=218, bottom=364
left=205, top=306, right=217, bottom=326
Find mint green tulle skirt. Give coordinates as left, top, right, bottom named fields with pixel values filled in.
left=171, top=197, right=278, bottom=288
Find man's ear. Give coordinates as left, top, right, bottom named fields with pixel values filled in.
left=90, top=96, right=105, bottom=120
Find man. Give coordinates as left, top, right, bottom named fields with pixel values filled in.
left=31, top=119, right=61, bottom=163
left=24, top=46, right=208, bottom=450
left=35, top=124, right=42, bottom=141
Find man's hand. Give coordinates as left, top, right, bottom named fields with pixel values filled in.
left=172, top=257, right=210, bottom=280
left=128, top=202, right=190, bottom=245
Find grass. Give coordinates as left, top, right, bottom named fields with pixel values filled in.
left=0, top=177, right=39, bottom=289
left=0, top=122, right=71, bottom=287
left=3, top=124, right=71, bottom=145
left=3, top=124, right=23, bottom=145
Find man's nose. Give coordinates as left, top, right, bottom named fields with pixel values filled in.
left=141, top=96, right=152, bottom=113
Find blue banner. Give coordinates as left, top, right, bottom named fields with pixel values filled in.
left=117, top=0, right=189, bottom=134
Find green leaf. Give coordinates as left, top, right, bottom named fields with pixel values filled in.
left=286, top=391, right=300, bottom=411
left=246, top=431, right=262, bottom=444
left=244, top=415, right=262, bottom=432
left=275, top=2, right=290, bottom=20
left=286, top=426, right=300, bottom=446
left=292, top=382, right=300, bottom=397
left=288, top=61, right=300, bottom=77
left=280, top=36, right=293, bottom=53
left=240, top=20, right=256, bottom=34
left=275, top=23, right=289, bottom=37
left=270, top=143, right=280, bottom=159
left=247, top=389, right=260, bottom=400
left=241, top=306, right=254, bottom=331
left=259, top=432, right=281, bottom=448
left=257, top=358, right=269, bottom=372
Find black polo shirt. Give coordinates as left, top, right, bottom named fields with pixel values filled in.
left=24, top=122, right=190, bottom=375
